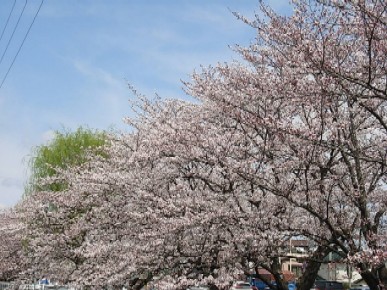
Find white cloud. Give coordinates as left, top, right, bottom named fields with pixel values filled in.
left=41, top=130, right=56, bottom=144
left=0, top=138, right=29, bottom=207
left=71, top=60, right=132, bottom=130
left=0, top=129, right=74, bottom=208
left=73, top=60, right=122, bottom=88
left=0, top=177, right=22, bottom=188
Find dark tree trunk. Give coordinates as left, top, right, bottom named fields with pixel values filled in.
left=378, top=266, right=387, bottom=290
left=297, top=246, right=331, bottom=290
left=271, top=258, right=288, bottom=290
left=252, top=258, right=288, bottom=290
left=297, top=259, right=320, bottom=290
left=208, top=283, right=220, bottom=290
left=358, top=265, right=380, bottom=290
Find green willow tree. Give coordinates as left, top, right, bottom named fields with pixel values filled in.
left=25, top=127, right=109, bottom=194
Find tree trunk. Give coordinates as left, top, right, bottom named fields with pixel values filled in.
left=297, top=259, right=321, bottom=290
left=358, top=265, right=380, bottom=290
left=252, top=258, right=289, bottom=290
left=271, top=258, right=288, bottom=290
left=297, top=246, right=330, bottom=290
left=378, top=266, right=387, bottom=290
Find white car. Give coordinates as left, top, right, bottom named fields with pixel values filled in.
left=230, top=281, right=254, bottom=290
left=188, top=287, right=212, bottom=290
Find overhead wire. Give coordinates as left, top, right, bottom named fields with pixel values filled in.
left=0, top=0, right=17, bottom=44
left=0, top=0, right=44, bottom=89
left=0, top=0, right=28, bottom=67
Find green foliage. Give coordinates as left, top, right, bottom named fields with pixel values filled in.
left=25, top=127, right=108, bottom=195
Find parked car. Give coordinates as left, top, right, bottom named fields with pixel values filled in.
left=188, top=287, right=208, bottom=290
left=230, top=281, right=254, bottom=290
left=349, top=285, right=370, bottom=290
left=187, top=284, right=218, bottom=290
left=248, top=278, right=270, bottom=290
left=310, top=280, right=344, bottom=290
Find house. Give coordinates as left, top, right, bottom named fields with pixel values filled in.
left=280, top=239, right=310, bottom=278
left=279, top=240, right=362, bottom=284
left=317, top=252, right=362, bottom=283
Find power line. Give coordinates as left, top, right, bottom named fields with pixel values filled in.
left=0, top=0, right=28, bottom=67
left=0, top=0, right=44, bottom=89
left=0, top=0, right=17, bottom=44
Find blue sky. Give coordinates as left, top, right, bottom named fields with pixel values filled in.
left=0, top=0, right=291, bottom=208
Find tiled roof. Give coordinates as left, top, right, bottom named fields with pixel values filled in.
left=254, top=269, right=296, bottom=282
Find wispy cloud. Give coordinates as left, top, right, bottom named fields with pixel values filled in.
left=0, top=0, right=292, bottom=207
left=0, top=138, right=29, bottom=207
left=72, top=60, right=132, bottom=129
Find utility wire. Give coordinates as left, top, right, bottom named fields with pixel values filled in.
left=0, top=0, right=28, bottom=67
left=0, top=0, right=44, bottom=89
left=0, top=0, right=17, bottom=44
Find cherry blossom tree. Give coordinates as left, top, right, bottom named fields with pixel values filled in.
left=14, top=99, right=286, bottom=288
left=18, top=88, right=384, bottom=289
left=9, top=1, right=386, bottom=290
left=0, top=207, right=28, bottom=282
left=23, top=99, right=330, bottom=290
left=184, top=0, right=386, bottom=289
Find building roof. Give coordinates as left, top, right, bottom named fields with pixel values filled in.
left=253, top=269, right=296, bottom=282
